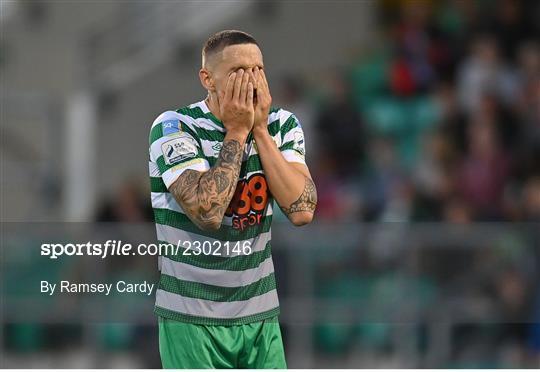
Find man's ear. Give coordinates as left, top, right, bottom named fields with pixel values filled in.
left=199, top=68, right=215, bottom=91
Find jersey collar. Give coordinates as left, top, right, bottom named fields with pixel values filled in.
left=199, top=99, right=224, bottom=128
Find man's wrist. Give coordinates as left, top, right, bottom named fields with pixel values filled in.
left=253, top=121, right=269, bottom=137
left=225, top=127, right=250, bottom=144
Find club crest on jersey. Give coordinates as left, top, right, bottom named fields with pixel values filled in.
left=161, top=135, right=197, bottom=165
left=162, top=119, right=181, bottom=136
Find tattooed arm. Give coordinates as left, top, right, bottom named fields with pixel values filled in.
left=169, top=136, right=244, bottom=231
left=252, top=127, right=317, bottom=226
left=168, top=68, right=255, bottom=231
left=279, top=176, right=318, bottom=216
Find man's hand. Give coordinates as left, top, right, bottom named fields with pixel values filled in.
left=218, top=69, right=255, bottom=137
left=168, top=69, right=255, bottom=231
left=251, top=67, right=272, bottom=132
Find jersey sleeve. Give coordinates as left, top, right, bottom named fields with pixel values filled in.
left=279, top=112, right=306, bottom=165
left=149, top=111, right=209, bottom=189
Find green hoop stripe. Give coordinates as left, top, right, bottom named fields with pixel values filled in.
left=280, top=114, right=297, bottom=141
left=158, top=272, right=276, bottom=302
left=279, top=140, right=297, bottom=152
left=151, top=117, right=283, bottom=146
left=206, top=153, right=263, bottom=174
left=150, top=177, right=168, bottom=193
left=160, top=240, right=272, bottom=271
left=154, top=305, right=279, bottom=326
left=267, top=119, right=281, bottom=137
left=177, top=106, right=223, bottom=127
left=153, top=208, right=272, bottom=241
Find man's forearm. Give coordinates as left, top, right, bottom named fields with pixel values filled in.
left=253, top=127, right=317, bottom=224
left=170, top=130, right=247, bottom=231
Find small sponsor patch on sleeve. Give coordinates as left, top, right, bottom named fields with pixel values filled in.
left=162, top=119, right=181, bottom=136
left=293, top=130, right=305, bottom=155
left=161, top=135, right=198, bottom=165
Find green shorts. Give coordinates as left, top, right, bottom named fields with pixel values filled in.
left=158, top=316, right=287, bottom=369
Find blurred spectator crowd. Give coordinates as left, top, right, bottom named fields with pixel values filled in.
left=272, top=0, right=540, bottom=367
left=290, top=0, right=540, bottom=225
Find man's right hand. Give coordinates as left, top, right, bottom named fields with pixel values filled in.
left=218, top=69, right=254, bottom=138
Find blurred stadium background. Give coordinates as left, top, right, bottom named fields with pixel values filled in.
left=1, top=0, right=540, bottom=368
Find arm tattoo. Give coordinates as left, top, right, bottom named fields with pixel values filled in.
left=169, top=139, right=242, bottom=230
left=280, top=177, right=318, bottom=215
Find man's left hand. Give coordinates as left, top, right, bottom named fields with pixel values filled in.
left=251, top=67, right=272, bottom=133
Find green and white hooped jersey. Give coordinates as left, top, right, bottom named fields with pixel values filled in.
left=149, top=99, right=306, bottom=325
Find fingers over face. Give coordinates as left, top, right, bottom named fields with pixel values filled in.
left=240, top=69, right=250, bottom=102
left=233, top=69, right=245, bottom=101
left=251, top=67, right=260, bottom=90
left=225, top=72, right=236, bottom=101
left=247, top=69, right=256, bottom=88
left=246, top=81, right=254, bottom=105
left=254, top=68, right=263, bottom=95
left=259, top=68, right=269, bottom=92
